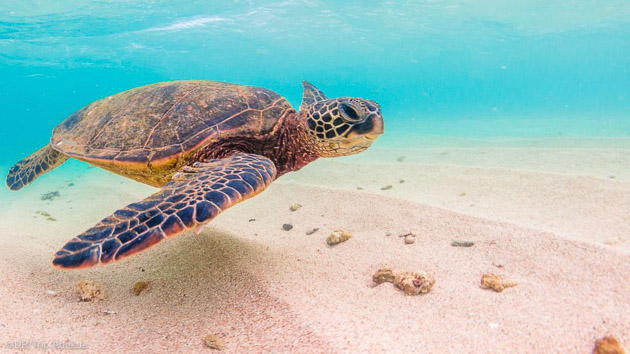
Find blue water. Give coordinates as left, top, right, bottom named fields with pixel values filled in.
left=1, top=0, right=630, bottom=166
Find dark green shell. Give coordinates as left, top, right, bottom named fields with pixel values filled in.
left=51, top=80, right=293, bottom=164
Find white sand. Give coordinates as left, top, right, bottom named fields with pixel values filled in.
left=0, top=137, right=628, bottom=352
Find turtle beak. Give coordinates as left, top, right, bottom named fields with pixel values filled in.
left=346, top=114, right=385, bottom=141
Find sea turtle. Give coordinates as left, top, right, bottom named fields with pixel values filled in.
left=6, top=80, right=384, bottom=269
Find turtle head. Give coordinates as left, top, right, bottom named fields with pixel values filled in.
left=299, top=81, right=384, bottom=157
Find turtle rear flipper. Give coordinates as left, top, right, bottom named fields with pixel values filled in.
left=53, top=153, right=277, bottom=269
left=6, top=145, right=69, bottom=191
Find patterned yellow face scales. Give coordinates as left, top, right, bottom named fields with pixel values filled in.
left=298, top=81, right=384, bottom=158
left=302, top=97, right=384, bottom=157
left=52, top=153, right=276, bottom=269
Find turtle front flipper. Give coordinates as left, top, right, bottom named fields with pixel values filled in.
left=6, top=145, right=69, bottom=191
left=53, top=153, right=277, bottom=269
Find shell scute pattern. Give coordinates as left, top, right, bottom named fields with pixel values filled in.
left=51, top=81, right=292, bottom=164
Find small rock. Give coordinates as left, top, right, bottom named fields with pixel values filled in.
left=394, top=271, right=435, bottom=295
left=45, top=290, right=57, bottom=297
left=248, top=218, right=256, bottom=222
left=40, top=191, right=60, bottom=201
left=327, top=229, right=353, bottom=246
left=480, top=273, right=518, bottom=292
left=68, top=182, right=75, bottom=187
left=458, top=192, right=466, bottom=196
left=76, top=279, right=104, bottom=302
left=282, top=223, right=293, bottom=231
left=399, top=179, right=405, bottom=183
left=289, top=203, right=302, bottom=211
left=372, top=269, right=396, bottom=284
left=356, top=187, right=365, bottom=190
left=381, top=185, right=393, bottom=190
left=607, top=174, right=616, bottom=179
left=102, top=310, right=116, bottom=315
left=404, top=235, right=415, bottom=244
left=306, top=227, right=319, bottom=235
left=36, top=210, right=51, bottom=217
left=451, top=240, right=475, bottom=247
left=205, top=334, right=225, bottom=350
left=396, top=156, right=406, bottom=162
left=36, top=210, right=57, bottom=222
left=593, top=335, right=626, bottom=354
left=133, top=281, right=151, bottom=296
left=604, top=237, right=623, bottom=246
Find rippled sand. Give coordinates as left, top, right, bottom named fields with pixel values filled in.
left=0, top=136, right=628, bottom=352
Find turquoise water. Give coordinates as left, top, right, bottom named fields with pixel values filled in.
left=1, top=0, right=630, bottom=168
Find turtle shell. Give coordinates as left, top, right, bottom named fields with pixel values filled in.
left=50, top=80, right=293, bottom=185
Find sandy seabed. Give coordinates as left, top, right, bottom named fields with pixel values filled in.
left=0, top=136, right=629, bottom=353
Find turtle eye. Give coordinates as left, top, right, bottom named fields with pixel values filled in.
left=339, top=103, right=362, bottom=122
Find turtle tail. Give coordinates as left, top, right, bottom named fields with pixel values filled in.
left=6, top=145, right=69, bottom=191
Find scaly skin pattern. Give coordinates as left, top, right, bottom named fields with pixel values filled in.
left=53, top=153, right=276, bottom=268
left=5, top=145, right=69, bottom=191
left=194, top=109, right=319, bottom=177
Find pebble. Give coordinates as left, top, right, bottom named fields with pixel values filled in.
left=372, top=269, right=396, bottom=284
left=394, top=271, right=436, bottom=295
left=604, top=237, right=622, bottom=246
left=205, top=334, right=225, bottom=350
left=480, top=273, right=518, bottom=292
left=356, top=187, right=365, bottom=190
left=451, top=240, right=475, bottom=247
left=593, top=335, right=626, bottom=354
left=102, top=310, right=116, bottom=315
left=306, top=227, right=319, bottom=235
left=381, top=185, right=393, bottom=190
left=40, top=191, right=60, bottom=201
left=404, top=235, right=415, bottom=244
left=327, top=230, right=353, bottom=246
left=76, top=279, right=104, bottom=302
left=282, top=223, right=293, bottom=231
left=290, top=203, right=302, bottom=211
left=396, top=156, right=406, bottom=162
left=45, top=290, right=57, bottom=297
left=133, top=281, right=150, bottom=296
